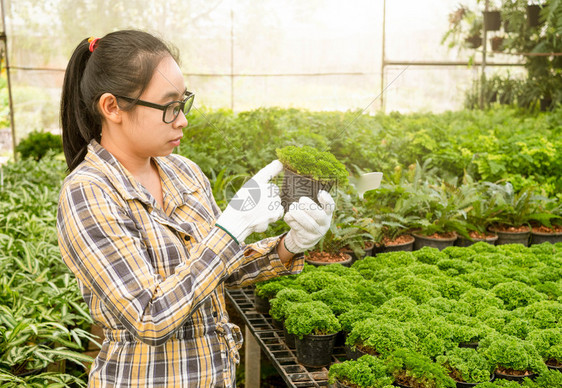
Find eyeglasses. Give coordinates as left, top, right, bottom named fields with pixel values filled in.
left=115, top=91, right=195, bottom=124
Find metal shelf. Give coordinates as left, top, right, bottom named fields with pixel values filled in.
left=227, top=288, right=344, bottom=388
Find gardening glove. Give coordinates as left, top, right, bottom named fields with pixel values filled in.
left=283, top=190, right=335, bottom=254
left=216, top=160, right=284, bottom=244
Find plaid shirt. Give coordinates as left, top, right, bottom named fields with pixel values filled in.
left=57, top=140, right=303, bottom=387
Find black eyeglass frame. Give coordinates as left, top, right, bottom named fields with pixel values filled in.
left=115, top=91, right=195, bottom=124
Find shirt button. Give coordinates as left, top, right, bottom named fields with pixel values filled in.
left=184, top=235, right=191, bottom=242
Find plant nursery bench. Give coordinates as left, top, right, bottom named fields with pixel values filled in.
left=227, top=288, right=344, bottom=387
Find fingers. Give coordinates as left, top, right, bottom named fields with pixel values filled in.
left=252, top=160, right=283, bottom=184
left=317, top=190, right=335, bottom=216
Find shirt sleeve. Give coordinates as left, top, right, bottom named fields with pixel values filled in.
left=224, top=234, right=305, bottom=288
left=57, top=178, right=243, bottom=347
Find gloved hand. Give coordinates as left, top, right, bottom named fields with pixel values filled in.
left=283, top=190, right=335, bottom=254
left=216, top=160, right=284, bottom=244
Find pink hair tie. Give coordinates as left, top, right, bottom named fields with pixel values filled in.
left=88, top=37, right=100, bottom=53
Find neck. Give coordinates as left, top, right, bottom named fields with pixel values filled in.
left=100, top=133, right=152, bottom=178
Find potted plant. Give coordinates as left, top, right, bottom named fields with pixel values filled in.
left=345, top=318, right=416, bottom=360
left=479, top=333, right=547, bottom=381
left=254, top=275, right=299, bottom=315
left=526, top=3, right=544, bottom=27
left=386, top=348, right=456, bottom=388
left=336, top=195, right=377, bottom=261
left=283, top=300, right=341, bottom=367
left=528, top=196, right=562, bottom=245
left=269, top=288, right=313, bottom=348
left=527, top=328, right=562, bottom=371
left=442, top=6, right=483, bottom=49
left=456, top=180, right=501, bottom=247
left=490, top=36, right=505, bottom=51
left=276, top=145, right=349, bottom=212
left=485, top=182, right=536, bottom=246
left=363, top=180, right=421, bottom=253
left=328, top=355, right=394, bottom=388
left=305, top=219, right=362, bottom=266
left=436, top=347, right=494, bottom=387
left=484, top=10, right=502, bottom=31
left=409, top=181, right=470, bottom=250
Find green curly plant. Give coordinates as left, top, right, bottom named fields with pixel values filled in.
left=436, top=347, right=492, bottom=384
left=328, top=355, right=394, bottom=388
left=345, top=318, right=416, bottom=358
left=276, top=145, right=348, bottom=185
left=527, top=328, right=562, bottom=365
left=386, top=348, right=456, bottom=388
left=283, top=301, right=341, bottom=338
left=479, top=333, right=547, bottom=375
left=269, top=288, right=312, bottom=322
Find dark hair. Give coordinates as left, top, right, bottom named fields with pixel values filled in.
left=60, top=30, right=179, bottom=171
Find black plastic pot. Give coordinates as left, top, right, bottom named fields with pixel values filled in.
left=305, top=253, right=353, bottom=267
left=493, top=228, right=531, bottom=246
left=340, top=241, right=374, bottom=263
left=526, top=5, right=542, bottom=27
left=334, top=379, right=355, bottom=388
left=459, top=341, right=479, bottom=349
left=295, top=332, right=337, bottom=368
left=454, top=373, right=495, bottom=387
left=547, top=362, right=562, bottom=372
left=413, top=233, right=457, bottom=251
left=374, top=235, right=415, bottom=254
left=456, top=234, right=498, bottom=247
left=495, top=369, right=536, bottom=382
left=283, top=325, right=296, bottom=349
left=272, top=318, right=284, bottom=330
left=531, top=230, right=562, bottom=245
left=280, top=168, right=333, bottom=212
left=484, top=10, right=502, bottom=31
left=465, top=35, right=482, bottom=49
left=254, top=290, right=270, bottom=315
left=344, top=343, right=369, bottom=361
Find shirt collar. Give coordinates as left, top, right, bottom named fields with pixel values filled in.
left=84, top=140, right=198, bottom=206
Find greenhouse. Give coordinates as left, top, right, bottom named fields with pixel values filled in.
left=1, top=0, right=561, bottom=387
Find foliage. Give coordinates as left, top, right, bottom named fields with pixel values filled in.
left=15, top=130, right=63, bottom=161
left=442, top=0, right=562, bottom=110
left=268, top=288, right=312, bottom=322
left=254, top=275, right=299, bottom=299
left=491, top=281, right=546, bottom=310
left=527, top=328, right=562, bottom=363
left=386, top=348, right=456, bottom=388
left=315, top=212, right=372, bottom=255
left=345, top=318, right=417, bottom=358
left=436, top=347, right=492, bottom=383
left=479, top=333, right=547, bottom=374
left=283, top=301, right=341, bottom=338
left=276, top=145, right=349, bottom=184
left=328, top=355, right=394, bottom=388
left=0, top=155, right=93, bottom=385
left=311, top=282, right=359, bottom=316
left=485, top=182, right=548, bottom=228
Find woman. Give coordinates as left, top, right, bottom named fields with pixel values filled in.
left=56, top=30, right=334, bottom=387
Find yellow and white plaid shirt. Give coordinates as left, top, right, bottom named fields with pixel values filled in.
left=57, top=140, right=303, bottom=387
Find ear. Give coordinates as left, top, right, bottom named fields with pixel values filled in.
left=98, top=93, right=122, bottom=124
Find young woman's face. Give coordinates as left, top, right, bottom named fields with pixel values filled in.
left=121, top=55, right=188, bottom=158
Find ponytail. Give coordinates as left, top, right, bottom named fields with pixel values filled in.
left=60, top=39, right=100, bottom=171
left=60, top=30, right=178, bottom=172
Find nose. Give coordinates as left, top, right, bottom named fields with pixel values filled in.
left=173, top=112, right=188, bottom=129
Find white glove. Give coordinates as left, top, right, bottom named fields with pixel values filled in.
left=216, top=160, right=284, bottom=244
left=283, top=190, right=335, bottom=254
